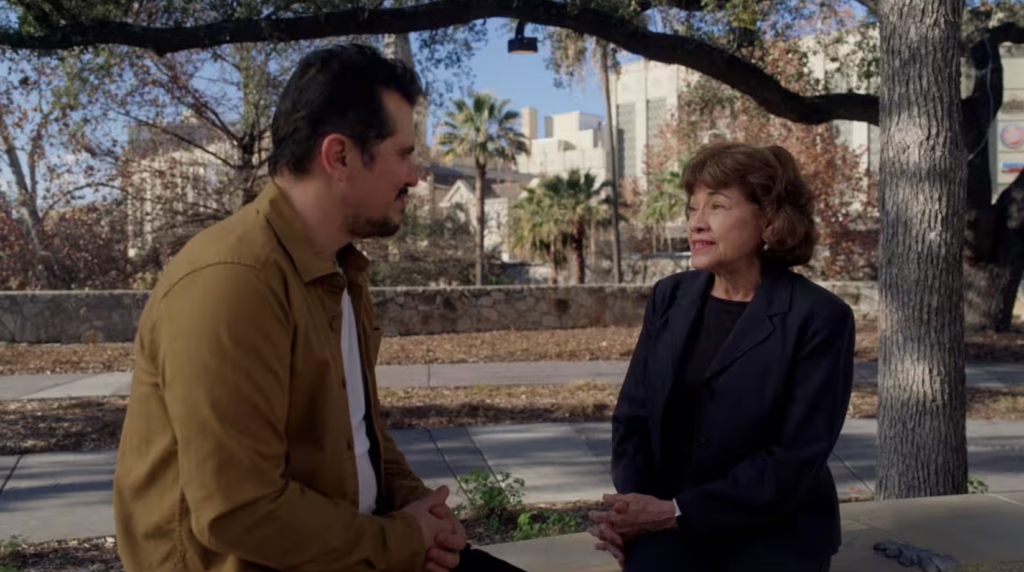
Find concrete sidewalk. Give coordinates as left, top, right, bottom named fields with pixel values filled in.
left=4, top=360, right=1024, bottom=400
left=3, top=419, right=1024, bottom=543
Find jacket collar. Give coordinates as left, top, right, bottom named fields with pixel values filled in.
left=255, top=180, right=370, bottom=284
left=657, top=263, right=794, bottom=386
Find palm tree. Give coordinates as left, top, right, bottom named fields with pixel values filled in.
left=509, top=185, right=569, bottom=285
left=437, top=92, right=530, bottom=285
left=543, top=169, right=611, bottom=284
left=641, top=158, right=688, bottom=252
left=509, top=169, right=611, bottom=285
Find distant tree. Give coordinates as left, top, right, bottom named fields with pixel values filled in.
left=509, top=184, right=569, bottom=285
left=509, top=169, right=611, bottom=285
left=644, top=29, right=877, bottom=282
left=0, top=50, right=128, bottom=290
left=360, top=195, right=504, bottom=287
left=436, top=91, right=530, bottom=285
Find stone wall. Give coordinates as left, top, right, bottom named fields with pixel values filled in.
left=0, top=281, right=879, bottom=343
left=0, top=291, right=151, bottom=344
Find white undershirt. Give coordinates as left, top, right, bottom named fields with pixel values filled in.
left=341, top=289, right=378, bottom=514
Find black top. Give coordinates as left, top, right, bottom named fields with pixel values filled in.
left=661, top=294, right=749, bottom=490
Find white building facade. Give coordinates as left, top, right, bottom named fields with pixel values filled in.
left=516, top=109, right=610, bottom=182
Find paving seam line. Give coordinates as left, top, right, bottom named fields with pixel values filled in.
left=464, top=428, right=504, bottom=491
left=832, top=450, right=874, bottom=494
left=845, top=517, right=910, bottom=546
left=427, top=429, right=469, bottom=501
left=988, top=493, right=1024, bottom=509
left=0, top=454, right=22, bottom=498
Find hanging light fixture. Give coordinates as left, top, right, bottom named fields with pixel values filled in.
left=507, top=20, right=538, bottom=54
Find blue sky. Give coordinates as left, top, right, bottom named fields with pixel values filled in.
left=424, top=20, right=610, bottom=136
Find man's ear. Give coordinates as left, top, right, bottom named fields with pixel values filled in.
left=321, top=134, right=350, bottom=181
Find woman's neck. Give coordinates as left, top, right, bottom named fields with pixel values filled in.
left=710, top=258, right=762, bottom=302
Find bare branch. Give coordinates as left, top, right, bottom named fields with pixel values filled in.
left=112, top=109, right=237, bottom=169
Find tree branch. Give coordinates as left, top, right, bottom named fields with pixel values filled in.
left=112, top=109, right=237, bottom=169
left=0, top=0, right=879, bottom=125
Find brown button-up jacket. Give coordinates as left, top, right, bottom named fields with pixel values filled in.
left=114, top=182, right=432, bottom=572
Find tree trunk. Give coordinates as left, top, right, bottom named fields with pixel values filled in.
left=475, top=164, right=486, bottom=286
left=237, top=45, right=265, bottom=207
left=547, top=243, right=558, bottom=286
left=573, top=222, right=586, bottom=285
left=0, top=101, right=61, bottom=289
left=600, top=43, right=623, bottom=285
left=876, top=0, right=968, bottom=499
left=238, top=134, right=259, bottom=206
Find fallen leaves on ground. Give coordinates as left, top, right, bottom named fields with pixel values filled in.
left=0, top=536, right=122, bottom=572
left=845, top=383, right=1024, bottom=420
left=380, top=382, right=619, bottom=429
left=6, top=322, right=1024, bottom=376
left=0, top=397, right=126, bottom=455
left=4, top=383, right=1024, bottom=455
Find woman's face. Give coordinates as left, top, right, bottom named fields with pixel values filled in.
left=686, top=185, right=767, bottom=275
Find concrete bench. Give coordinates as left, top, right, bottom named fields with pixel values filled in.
left=480, top=494, right=1024, bottom=572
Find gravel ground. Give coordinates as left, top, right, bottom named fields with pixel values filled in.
left=4, top=322, right=1024, bottom=376
left=3, top=382, right=1023, bottom=456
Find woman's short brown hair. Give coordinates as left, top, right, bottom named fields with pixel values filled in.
left=681, top=142, right=817, bottom=268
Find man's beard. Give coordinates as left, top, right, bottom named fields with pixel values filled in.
left=359, top=216, right=401, bottom=239
left=356, top=186, right=408, bottom=239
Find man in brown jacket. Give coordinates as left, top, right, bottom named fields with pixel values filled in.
left=113, top=44, right=527, bottom=572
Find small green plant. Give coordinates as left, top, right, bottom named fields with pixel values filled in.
left=0, top=536, right=25, bottom=559
left=0, top=535, right=26, bottom=572
left=512, top=510, right=583, bottom=542
left=455, top=469, right=526, bottom=533
left=968, top=475, right=990, bottom=494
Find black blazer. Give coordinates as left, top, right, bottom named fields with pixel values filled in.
left=611, top=265, right=855, bottom=558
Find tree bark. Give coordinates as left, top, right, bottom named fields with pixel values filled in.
left=601, top=43, right=623, bottom=284
left=876, top=0, right=968, bottom=499
left=475, top=163, right=486, bottom=286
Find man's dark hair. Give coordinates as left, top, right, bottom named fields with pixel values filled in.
left=268, top=43, right=424, bottom=177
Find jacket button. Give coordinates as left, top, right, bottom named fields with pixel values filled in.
left=698, top=437, right=710, bottom=448
left=347, top=439, right=354, bottom=451
left=330, top=315, right=341, bottom=331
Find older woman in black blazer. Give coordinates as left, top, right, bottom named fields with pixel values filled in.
left=589, top=142, right=855, bottom=572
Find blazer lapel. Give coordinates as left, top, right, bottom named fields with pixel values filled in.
left=650, top=271, right=713, bottom=402
left=703, top=265, right=793, bottom=381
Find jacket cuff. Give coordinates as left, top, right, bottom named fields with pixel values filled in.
left=391, top=482, right=434, bottom=510
left=381, top=510, right=427, bottom=572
